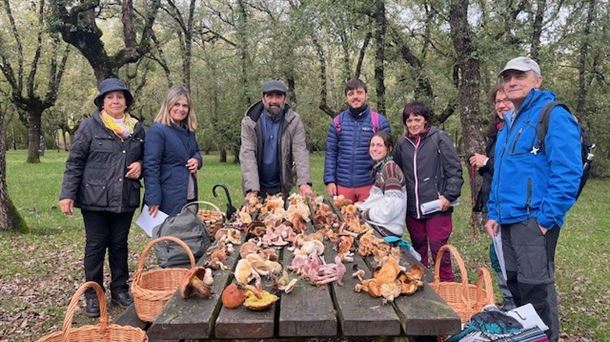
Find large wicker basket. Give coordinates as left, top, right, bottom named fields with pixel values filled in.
left=195, top=200, right=225, bottom=238
left=429, top=244, right=495, bottom=323
left=37, top=281, right=147, bottom=342
left=131, top=236, right=196, bottom=322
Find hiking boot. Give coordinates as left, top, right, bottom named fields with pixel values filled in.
left=85, top=297, right=100, bottom=318
left=111, top=291, right=133, bottom=308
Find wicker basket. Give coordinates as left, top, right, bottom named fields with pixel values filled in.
left=37, top=281, right=147, bottom=342
left=131, top=236, right=196, bottom=322
left=429, top=244, right=495, bottom=323
left=195, top=200, right=225, bottom=237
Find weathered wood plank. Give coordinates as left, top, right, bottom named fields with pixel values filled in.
left=113, top=304, right=149, bottom=330
left=213, top=237, right=275, bottom=339
left=278, top=249, right=337, bottom=337
left=369, top=249, right=461, bottom=336
left=326, top=246, right=402, bottom=337
left=214, top=299, right=276, bottom=338
left=146, top=226, right=243, bottom=340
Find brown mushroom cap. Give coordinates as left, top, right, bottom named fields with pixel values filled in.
left=180, top=267, right=212, bottom=299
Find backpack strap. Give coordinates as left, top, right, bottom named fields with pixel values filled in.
left=371, top=111, right=380, bottom=133
left=536, top=101, right=571, bottom=152
left=334, top=111, right=380, bottom=135
left=333, top=114, right=342, bottom=134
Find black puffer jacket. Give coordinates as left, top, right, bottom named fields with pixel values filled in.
left=393, top=126, right=463, bottom=219
left=60, top=111, right=145, bottom=213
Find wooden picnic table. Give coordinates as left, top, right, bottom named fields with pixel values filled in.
left=116, top=201, right=461, bottom=341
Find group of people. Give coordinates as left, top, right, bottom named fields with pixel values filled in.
left=59, top=80, right=202, bottom=317
left=59, top=55, right=581, bottom=341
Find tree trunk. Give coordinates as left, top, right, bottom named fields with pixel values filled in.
left=219, top=148, right=227, bottom=163
left=530, top=0, right=546, bottom=60
left=449, top=0, right=484, bottom=234
left=26, top=111, right=42, bottom=163
left=374, top=0, right=386, bottom=114
left=0, top=110, right=28, bottom=232
left=311, top=35, right=335, bottom=118
left=576, top=0, right=596, bottom=117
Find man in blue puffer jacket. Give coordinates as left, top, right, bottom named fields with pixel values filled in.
left=486, top=57, right=582, bottom=342
left=324, top=79, right=390, bottom=202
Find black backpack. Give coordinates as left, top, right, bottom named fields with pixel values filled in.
left=535, top=101, right=595, bottom=199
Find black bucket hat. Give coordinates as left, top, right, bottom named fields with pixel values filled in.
left=94, top=78, right=134, bottom=109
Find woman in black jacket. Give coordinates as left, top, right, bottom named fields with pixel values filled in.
left=393, top=101, right=463, bottom=282
left=59, top=78, right=145, bottom=317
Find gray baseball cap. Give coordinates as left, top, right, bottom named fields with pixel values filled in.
left=499, top=57, right=541, bottom=76
left=262, top=80, right=288, bottom=94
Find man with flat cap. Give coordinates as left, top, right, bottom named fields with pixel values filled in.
left=239, top=80, right=312, bottom=200
left=485, top=57, right=582, bottom=341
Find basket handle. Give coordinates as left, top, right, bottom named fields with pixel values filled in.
left=475, top=267, right=495, bottom=306
left=134, top=236, right=196, bottom=279
left=431, top=244, right=472, bottom=307
left=190, top=200, right=222, bottom=213
left=60, top=281, right=108, bottom=342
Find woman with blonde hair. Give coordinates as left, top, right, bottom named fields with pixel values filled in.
left=143, top=85, right=202, bottom=216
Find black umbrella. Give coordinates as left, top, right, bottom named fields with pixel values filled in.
left=212, top=184, right=237, bottom=220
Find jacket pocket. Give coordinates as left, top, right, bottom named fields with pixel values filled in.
left=92, top=134, right=115, bottom=153
left=127, top=180, right=141, bottom=207
left=80, top=180, right=108, bottom=207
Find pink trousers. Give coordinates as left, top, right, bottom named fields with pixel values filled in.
left=337, top=184, right=372, bottom=203
left=406, top=215, right=454, bottom=282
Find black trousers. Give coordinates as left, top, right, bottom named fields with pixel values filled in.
left=501, top=218, right=560, bottom=341
left=81, top=210, right=134, bottom=298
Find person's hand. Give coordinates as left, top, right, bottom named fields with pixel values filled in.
left=438, top=195, right=450, bottom=211
left=148, top=205, right=160, bottom=218
left=485, top=219, right=499, bottom=238
left=125, top=161, right=141, bottom=179
left=59, top=198, right=74, bottom=215
left=299, top=184, right=312, bottom=196
left=469, top=153, right=489, bottom=169
left=538, top=224, right=548, bottom=235
left=326, top=183, right=337, bottom=197
left=186, top=158, right=199, bottom=174
left=246, top=191, right=258, bottom=201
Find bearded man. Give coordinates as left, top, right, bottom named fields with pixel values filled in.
left=239, top=80, right=312, bottom=199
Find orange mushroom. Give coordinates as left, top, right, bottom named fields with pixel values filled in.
left=221, top=283, right=246, bottom=309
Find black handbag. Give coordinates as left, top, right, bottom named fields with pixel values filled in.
left=152, top=202, right=210, bottom=267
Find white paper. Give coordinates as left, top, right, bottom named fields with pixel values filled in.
left=419, top=198, right=460, bottom=215
left=506, top=303, right=549, bottom=331
left=135, top=205, right=168, bottom=237
left=492, top=230, right=507, bottom=281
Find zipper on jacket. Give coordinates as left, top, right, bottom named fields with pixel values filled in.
left=525, top=178, right=532, bottom=214
left=410, top=136, right=421, bottom=219
left=511, top=127, right=524, bottom=154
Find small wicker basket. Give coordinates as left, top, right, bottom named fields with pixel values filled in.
left=195, top=201, right=225, bottom=238
left=131, top=236, right=196, bottom=322
left=36, top=281, right=147, bottom=342
left=429, top=244, right=495, bottom=323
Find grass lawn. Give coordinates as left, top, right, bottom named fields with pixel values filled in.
left=1, top=149, right=608, bottom=340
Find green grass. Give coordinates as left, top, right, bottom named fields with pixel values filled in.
left=1, top=150, right=609, bottom=339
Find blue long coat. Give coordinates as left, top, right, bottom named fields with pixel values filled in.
left=143, top=123, right=202, bottom=215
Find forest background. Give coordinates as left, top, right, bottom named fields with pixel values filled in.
left=2, top=1, right=609, bottom=228
left=0, top=0, right=609, bottom=339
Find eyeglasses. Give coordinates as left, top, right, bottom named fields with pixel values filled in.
left=495, top=99, right=512, bottom=105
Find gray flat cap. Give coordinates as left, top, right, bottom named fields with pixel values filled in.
left=262, top=80, right=288, bottom=94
